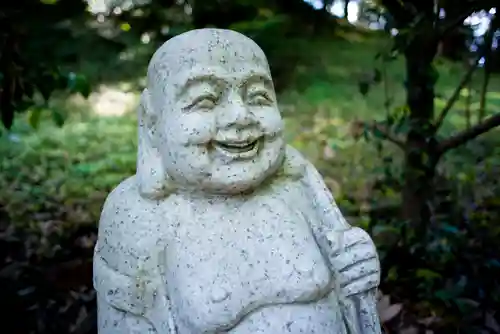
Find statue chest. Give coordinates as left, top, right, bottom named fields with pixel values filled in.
left=162, top=194, right=333, bottom=333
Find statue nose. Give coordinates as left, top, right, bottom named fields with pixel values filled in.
left=219, top=101, right=256, bottom=129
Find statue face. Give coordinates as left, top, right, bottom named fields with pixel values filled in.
left=148, top=29, right=285, bottom=194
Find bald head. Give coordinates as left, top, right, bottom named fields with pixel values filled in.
left=146, top=29, right=272, bottom=103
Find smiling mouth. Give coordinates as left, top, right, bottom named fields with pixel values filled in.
left=212, top=138, right=261, bottom=158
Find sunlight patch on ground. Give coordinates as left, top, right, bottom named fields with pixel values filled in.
left=335, top=30, right=368, bottom=43
left=70, top=85, right=139, bottom=116
left=488, top=91, right=500, bottom=102
left=326, top=65, right=359, bottom=79
left=89, top=85, right=138, bottom=116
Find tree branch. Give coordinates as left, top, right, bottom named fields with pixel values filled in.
left=436, top=112, right=500, bottom=156
left=434, top=8, right=498, bottom=131
left=365, top=121, right=405, bottom=149
left=434, top=55, right=480, bottom=130
left=438, top=7, right=476, bottom=38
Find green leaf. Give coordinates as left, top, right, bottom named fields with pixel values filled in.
left=394, top=118, right=410, bottom=135
left=36, top=72, right=59, bottom=102
left=372, top=125, right=385, bottom=139
left=14, top=99, right=35, bottom=112
left=56, top=73, right=69, bottom=90
left=167, top=25, right=193, bottom=37
left=454, top=298, right=479, bottom=314
left=372, top=225, right=400, bottom=246
left=74, top=163, right=100, bottom=174
left=28, top=108, right=43, bottom=129
left=416, top=269, right=442, bottom=281
left=440, top=224, right=460, bottom=235
left=120, top=23, right=131, bottom=32
left=384, top=98, right=393, bottom=109
left=67, top=73, right=91, bottom=98
left=1, top=100, right=14, bottom=129
left=382, top=155, right=393, bottom=164
left=24, top=83, right=35, bottom=99
left=362, top=124, right=371, bottom=141
left=51, top=108, right=65, bottom=127
left=435, top=289, right=455, bottom=302
left=486, top=259, right=500, bottom=268
left=358, top=81, right=370, bottom=96
left=373, top=68, right=382, bottom=83
left=436, top=277, right=468, bottom=303
left=387, top=266, right=398, bottom=281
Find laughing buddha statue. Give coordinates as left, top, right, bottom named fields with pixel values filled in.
left=93, top=28, right=382, bottom=334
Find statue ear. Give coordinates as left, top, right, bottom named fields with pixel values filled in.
left=276, top=145, right=307, bottom=180
left=136, top=89, right=175, bottom=199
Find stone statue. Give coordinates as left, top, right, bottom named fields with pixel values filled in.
left=93, top=28, right=381, bottom=334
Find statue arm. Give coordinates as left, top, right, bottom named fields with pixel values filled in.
left=94, top=254, right=158, bottom=333
left=94, top=250, right=175, bottom=334
left=93, top=177, right=175, bottom=334
left=286, top=146, right=382, bottom=334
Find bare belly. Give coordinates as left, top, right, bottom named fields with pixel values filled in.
left=229, top=293, right=347, bottom=334
left=164, top=182, right=346, bottom=333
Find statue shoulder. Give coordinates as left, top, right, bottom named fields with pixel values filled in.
left=96, top=176, right=167, bottom=276
left=283, top=145, right=351, bottom=232
left=102, top=175, right=149, bottom=211
left=280, top=145, right=328, bottom=186
left=283, top=145, right=329, bottom=192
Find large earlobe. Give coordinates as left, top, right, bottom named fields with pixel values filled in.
left=277, top=145, right=307, bottom=180
left=136, top=89, right=175, bottom=199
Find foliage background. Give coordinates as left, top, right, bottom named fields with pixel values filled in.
left=1, top=0, right=500, bottom=333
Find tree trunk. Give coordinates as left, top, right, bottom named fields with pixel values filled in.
left=401, top=35, right=439, bottom=240
left=344, top=0, right=349, bottom=20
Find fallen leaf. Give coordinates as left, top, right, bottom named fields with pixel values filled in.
left=324, top=177, right=340, bottom=195
left=485, top=312, right=500, bottom=333
left=349, top=119, right=365, bottom=139
left=399, top=326, right=418, bottom=334
left=323, top=145, right=336, bottom=160
left=418, top=316, right=441, bottom=327
left=379, top=303, right=403, bottom=323
left=377, top=295, right=391, bottom=311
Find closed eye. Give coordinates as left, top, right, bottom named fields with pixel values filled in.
left=247, top=91, right=273, bottom=106
left=185, top=94, right=219, bottom=111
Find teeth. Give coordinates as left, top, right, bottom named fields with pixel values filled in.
left=218, top=141, right=256, bottom=152
left=224, top=142, right=252, bottom=148
left=213, top=139, right=260, bottom=155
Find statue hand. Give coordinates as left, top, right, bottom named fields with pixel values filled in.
left=327, top=227, right=380, bottom=298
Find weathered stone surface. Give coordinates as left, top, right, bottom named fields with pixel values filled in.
left=93, top=28, right=382, bottom=334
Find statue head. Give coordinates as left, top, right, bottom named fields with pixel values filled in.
left=137, top=28, right=286, bottom=198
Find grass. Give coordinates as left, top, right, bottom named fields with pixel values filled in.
left=2, top=26, right=500, bottom=226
